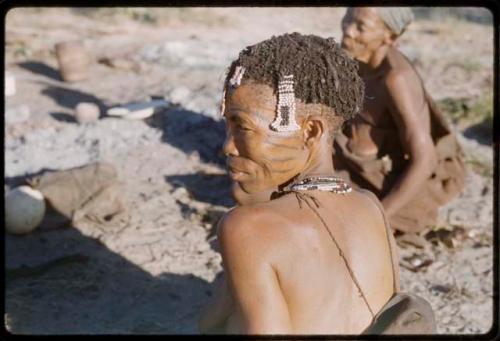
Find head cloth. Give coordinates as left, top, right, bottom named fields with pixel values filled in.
left=376, top=7, right=414, bottom=36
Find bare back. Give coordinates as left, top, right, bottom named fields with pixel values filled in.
left=224, top=189, right=399, bottom=334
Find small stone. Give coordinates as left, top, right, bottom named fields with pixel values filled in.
left=467, top=229, right=479, bottom=239
left=5, top=72, right=16, bottom=97
left=171, top=186, right=191, bottom=203
left=410, top=256, right=424, bottom=268
left=75, top=102, right=100, bottom=124
left=5, top=105, right=30, bottom=125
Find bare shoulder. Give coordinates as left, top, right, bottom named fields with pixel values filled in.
left=383, top=48, right=420, bottom=90
left=218, top=200, right=290, bottom=232
left=348, top=189, right=388, bottom=228
left=383, top=65, right=411, bottom=92
left=217, top=198, right=296, bottom=256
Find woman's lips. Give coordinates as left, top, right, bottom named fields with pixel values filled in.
left=341, top=38, right=355, bottom=52
left=228, top=168, right=247, bottom=181
left=340, top=41, right=351, bottom=52
left=227, top=158, right=250, bottom=181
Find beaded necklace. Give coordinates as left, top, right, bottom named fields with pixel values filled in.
left=283, top=175, right=352, bottom=194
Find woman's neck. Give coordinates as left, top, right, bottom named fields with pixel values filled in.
left=297, top=147, right=335, bottom=180
left=359, top=45, right=391, bottom=78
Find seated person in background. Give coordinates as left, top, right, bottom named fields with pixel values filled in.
left=334, top=7, right=466, bottom=234
left=199, top=32, right=400, bottom=334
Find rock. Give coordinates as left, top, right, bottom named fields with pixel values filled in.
left=5, top=105, right=30, bottom=125
left=5, top=72, right=16, bottom=97
left=401, top=253, right=433, bottom=272
left=171, top=186, right=191, bottom=203
left=75, top=102, right=100, bottom=124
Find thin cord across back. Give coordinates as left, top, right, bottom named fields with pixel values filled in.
left=292, top=191, right=377, bottom=321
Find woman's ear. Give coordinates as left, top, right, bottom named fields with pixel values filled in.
left=302, top=116, right=325, bottom=148
left=383, top=29, right=398, bottom=45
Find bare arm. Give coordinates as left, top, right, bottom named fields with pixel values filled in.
left=382, top=71, right=437, bottom=218
left=199, top=186, right=274, bottom=333
left=217, top=208, right=292, bottom=334
left=198, top=273, right=234, bottom=334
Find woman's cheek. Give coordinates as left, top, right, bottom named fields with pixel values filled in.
left=233, top=131, right=254, bottom=154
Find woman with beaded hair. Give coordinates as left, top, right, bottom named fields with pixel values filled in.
left=198, top=32, right=402, bottom=334
left=336, top=7, right=465, bottom=234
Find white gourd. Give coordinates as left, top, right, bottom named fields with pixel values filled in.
left=5, top=186, right=46, bottom=235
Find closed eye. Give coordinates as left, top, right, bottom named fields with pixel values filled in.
left=229, top=114, right=252, bottom=131
left=236, top=124, right=252, bottom=131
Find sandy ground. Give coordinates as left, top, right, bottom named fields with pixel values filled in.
left=4, top=7, right=495, bottom=334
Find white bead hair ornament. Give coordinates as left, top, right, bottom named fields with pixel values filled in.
left=220, top=88, right=227, bottom=117
left=221, top=65, right=246, bottom=117
left=229, top=66, right=245, bottom=88
left=270, top=74, right=301, bottom=133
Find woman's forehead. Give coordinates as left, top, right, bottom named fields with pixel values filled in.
left=225, top=82, right=276, bottom=116
left=351, top=7, right=383, bottom=23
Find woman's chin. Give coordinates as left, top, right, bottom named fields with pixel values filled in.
left=343, top=48, right=354, bottom=58
left=231, top=181, right=273, bottom=206
left=342, top=48, right=364, bottom=63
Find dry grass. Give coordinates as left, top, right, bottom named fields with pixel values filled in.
left=471, top=90, right=494, bottom=126
left=438, top=89, right=493, bottom=126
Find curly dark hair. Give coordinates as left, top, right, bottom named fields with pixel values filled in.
left=225, top=32, right=364, bottom=129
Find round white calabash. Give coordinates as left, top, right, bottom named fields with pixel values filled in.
left=5, top=186, right=46, bottom=235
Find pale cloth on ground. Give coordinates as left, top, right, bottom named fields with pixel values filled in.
left=26, top=162, right=127, bottom=228
left=377, top=7, right=414, bottom=35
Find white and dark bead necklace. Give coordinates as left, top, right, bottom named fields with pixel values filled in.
left=283, top=175, right=352, bottom=194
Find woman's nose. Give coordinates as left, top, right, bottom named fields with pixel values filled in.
left=343, top=22, right=357, bottom=38
left=222, top=131, right=238, bottom=157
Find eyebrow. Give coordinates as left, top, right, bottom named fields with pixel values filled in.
left=262, top=139, right=303, bottom=150
left=354, top=16, right=370, bottom=25
left=225, top=106, right=273, bottom=126
left=251, top=110, right=273, bottom=126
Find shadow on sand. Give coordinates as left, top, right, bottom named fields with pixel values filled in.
left=4, top=105, right=231, bottom=334
left=462, top=119, right=493, bottom=146
left=5, top=224, right=213, bottom=334
left=41, top=86, right=108, bottom=114
left=165, top=173, right=234, bottom=208
left=49, top=112, right=78, bottom=123
left=18, top=61, right=62, bottom=81
left=145, top=106, right=226, bottom=167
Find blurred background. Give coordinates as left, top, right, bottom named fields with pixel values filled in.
left=4, top=7, right=494, bottom=334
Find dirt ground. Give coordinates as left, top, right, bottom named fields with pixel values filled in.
left=4, top=7, right=495, bottom=335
